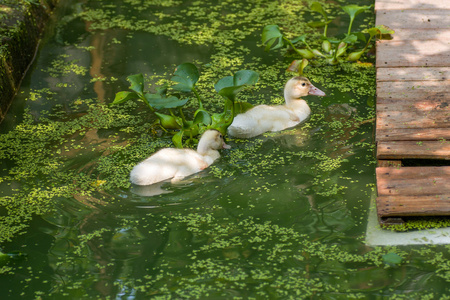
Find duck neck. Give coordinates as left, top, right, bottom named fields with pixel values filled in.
left=284, top=88, right=300, bottom=107
left=284, top=95, right=305, bottom=108
left=197, top=144, right=220, bottom=165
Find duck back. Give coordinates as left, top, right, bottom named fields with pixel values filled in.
left=130, top=148, right=208, bottom=186
left=228, top=103, right=310, bottom=138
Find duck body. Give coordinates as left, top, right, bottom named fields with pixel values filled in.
left=130, top=130, right=230, bottom=186
left=228, top=77, right=325, bottom=138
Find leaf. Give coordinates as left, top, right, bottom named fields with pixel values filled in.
left=193, top=110, right=212, bottom=126
left=234, top=102, right=254, bottom=115
left=145, top=94, right=188, bottom=110
left=347, top=50, right=365, bottom=61
left=299, top=59, right=309, bottom=75
left=312, top=49, right=325, bottom=57
left=215, top=70, right=259, bottom=103
left=336, top=43, right=348, bottom=57
left=172, top=131, right=184, bottom=148
left=111, top=91, right=139, bottom=105
left=218, top=86, right=248, bottom=103
left=363, top=25, right=395, bottom=39
left=382, top=253, right=403, bottom=267
left=296, top=49, right=315, bottom=59
left=127, top=74, right=144, bottom=95
left=261, top=25, right=283, bottom=43
left=154, top=112, right=181, bottom=129
left=261, top=25, right=285, bottom=51
left=286, top=60, right=302, bottom=73
left=342, top=4, right=372, bottom=20
left=363, top=27, right=381, bottom=38
left=307, top=20, right=332, bottom=28
left=342, top=34, right=358, bottom=44
left=353, top=32, right=367, bottom=42
left=290, top=34, right=308, bottom=45
left=171, top=63, right=199, bottom=92
left=310, top=2, right=328, bottom=20
left=322, top=40, right=331, bottom=52
left=376, top=24, right=395, bottom=35
left=233, top=70, right=259, bottom=87
left=214, top=76, right=234, bottom=92
left=210, top=113, right=229, bottom=135
left=156, top=83, right=169, bottom=96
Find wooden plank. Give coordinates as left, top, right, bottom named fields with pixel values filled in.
left=376, top=10, right=450, bottom=29
left=375, top=0, right=450, bottom=11
left=376, top=128, right=450, bottom=141
left=377, top=141, right=450, bottom=159
left=377, top=67, right=450, bottom=81
left=377, top=195, right=450, bottom=217
left=380, top=29, right=450, bottom=42
left=376, top=81, right=450, bottom=99
left=376, top=40, right=450, bottom=67
left=376, top=166, right=450, bottom=196
left=376, top=110, right=449, bottom=129
left=377, top=98, right=449, bottom=110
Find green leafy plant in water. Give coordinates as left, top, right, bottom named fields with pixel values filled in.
left=112, top=63, right=258, bottom=147
left=262, top=2, right=394, bottom=66
left=213, top=70, right=259, bottom=134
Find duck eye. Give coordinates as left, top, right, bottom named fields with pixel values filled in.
left=301, top=82, right=306, bottom=87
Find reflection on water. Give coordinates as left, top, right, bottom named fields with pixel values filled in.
left=0, top=0, right=449, bottom=299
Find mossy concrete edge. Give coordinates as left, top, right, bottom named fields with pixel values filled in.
left=0, top=0, right=59, bottom=122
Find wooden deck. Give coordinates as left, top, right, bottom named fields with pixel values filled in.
left=375, top=0, right=450, bottom=224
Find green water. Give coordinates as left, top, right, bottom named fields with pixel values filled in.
left=0, top=0, right=449, bottom=299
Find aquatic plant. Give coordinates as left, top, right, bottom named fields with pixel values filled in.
left=112, top=63, right=258, bottom=147
left=262, top=2, right=394, bottom=66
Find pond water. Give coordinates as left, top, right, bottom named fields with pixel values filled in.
left=0, top=0, right=449, bottom=299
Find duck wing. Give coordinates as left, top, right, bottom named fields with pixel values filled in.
left=228, top=105, right=299, bottom=138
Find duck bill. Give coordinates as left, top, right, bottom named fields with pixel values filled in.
left=309, top=84, right=326, bottom=97
left=222, top=142, right=231, bottom=149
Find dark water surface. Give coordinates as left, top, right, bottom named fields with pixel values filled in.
left=0, top=0, right=449, bottom=299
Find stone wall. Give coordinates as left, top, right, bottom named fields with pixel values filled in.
left=0, top=0, right=59, bottom=122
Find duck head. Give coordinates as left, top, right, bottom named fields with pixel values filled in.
left=197, top=130, right=231, bottom=155
left=284, top=76, right=326, bottom=101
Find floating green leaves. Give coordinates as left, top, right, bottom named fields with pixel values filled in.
left=261, top=25, right=285, bottom=51
left=382, top=252, right=403, bottom=267
left=263, top=2, right=391, bottom=66
left=113, top=64, right=258, bottom=145
left=308, top=2, right=333, bottom=36
left=342, top=4, right=373, bottom=35
left=212, top=70, right=259, bottom=134
left=171, top=62, right=200, bottom=92
left=215, top=70, right=259, bottom=103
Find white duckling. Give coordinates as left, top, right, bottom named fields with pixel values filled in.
left=130, top=130, right=230, bottom=186
left=227, top=76, right=326, bottom=138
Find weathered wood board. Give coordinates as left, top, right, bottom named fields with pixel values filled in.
left=375, top=0, right=450, bottom=10
left=376, top=40, right=450, bottom=67
left=377, top=141, right=450, bottom=159
left=376, top=10, right=450, bottom=29
left=376, top=128, right=450, bottom=141
left=374, top=0, right=450, bottom=222
left=377, top=166, right=450, bottom=196
left=377, top=166, right=450, bottom=217
left=376, top=102, right=450, bottom=129
left=377, top=195, right=450, bottom=217
left=382, top=29, right=450, bottom=41
left=377, top=67, right=450, bottom=81
left=376, top=81, right=450, bottom=99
